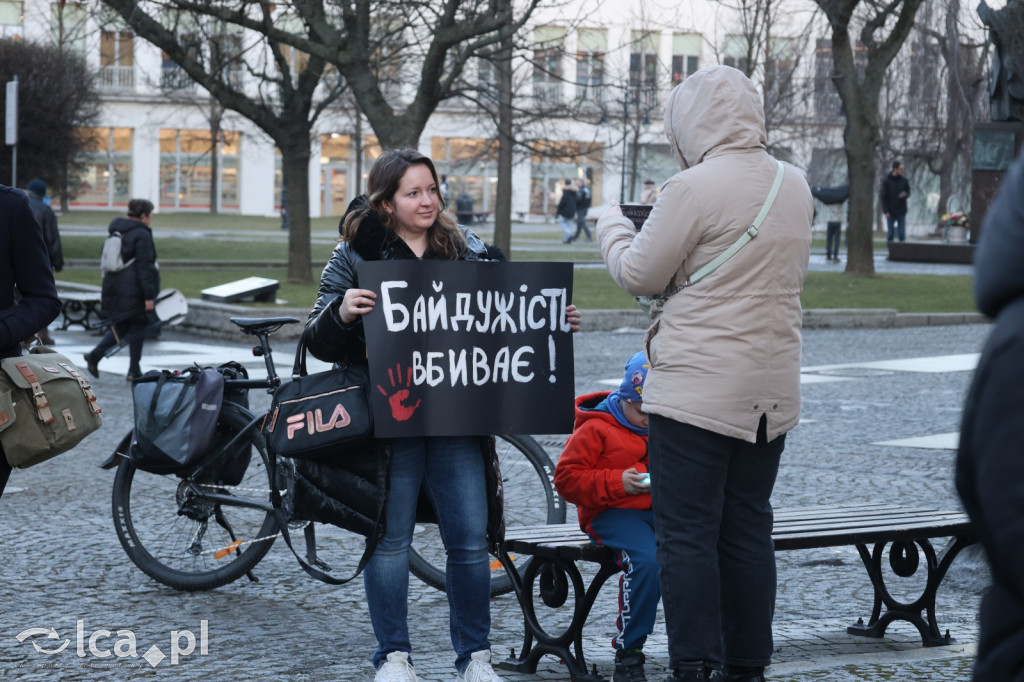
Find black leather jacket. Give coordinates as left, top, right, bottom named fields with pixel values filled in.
left=299, top=198, right=506, bottom=552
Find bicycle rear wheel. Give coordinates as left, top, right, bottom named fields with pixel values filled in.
left=111, top=404, right=279, bottom=591
left=408, top=434, right=565, bottom=596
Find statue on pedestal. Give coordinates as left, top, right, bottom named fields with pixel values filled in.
left=979, top=0, right=1024, bottom=122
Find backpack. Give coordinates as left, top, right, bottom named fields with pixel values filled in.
left=100, top=232, right=135, bottom=274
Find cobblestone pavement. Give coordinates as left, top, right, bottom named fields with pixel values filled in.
left=1, top=322, right=992, bottom=681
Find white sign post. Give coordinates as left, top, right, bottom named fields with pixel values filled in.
left=5, top=77, right=17, bottom=187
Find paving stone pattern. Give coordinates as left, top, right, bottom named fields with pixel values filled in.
left=0, top=323, right=993, bottom=681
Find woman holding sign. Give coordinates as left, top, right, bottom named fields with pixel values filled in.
left=597, top=66, right=812, bottom=682
left=304, top=147, right=578, bottom=682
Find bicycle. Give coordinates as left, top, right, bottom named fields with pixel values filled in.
left=104, top=316, right=565, bottom=595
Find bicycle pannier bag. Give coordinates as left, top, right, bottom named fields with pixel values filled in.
left=0, top=346, right=103, bottom=468
left=131, top=367, right=224, bottom=474
left=263, top=335, right=373, bottom=460
left=197, top=361, right=252, bottom=486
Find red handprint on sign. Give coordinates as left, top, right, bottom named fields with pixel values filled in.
left=377, top=363, right=422, bottom=422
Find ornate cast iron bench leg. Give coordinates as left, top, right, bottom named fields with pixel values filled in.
left=846, top=536, right=975, bottom=646
left=498, top=552, right=618, bottom=682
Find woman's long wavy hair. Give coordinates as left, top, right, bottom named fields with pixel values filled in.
left=341, top=148, right=466, bottom=260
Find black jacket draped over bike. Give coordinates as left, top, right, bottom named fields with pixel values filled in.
left=296, top=197, right=506, bottom=552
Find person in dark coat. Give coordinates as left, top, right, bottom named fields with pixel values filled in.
left=556, top=179, right=577, bottom=243
left=303, top=148, right=579, bottom=681
left=571, top=178, right=592, bottom=242
left=0, top=184, right=62, bottom=498
left=83, top=198, right=158, bottom=381
left=25, top=179, right=63, bottom=344
left=956, top=148, right=1024, bottom=682
left=879, top=160, right=911, bottom=243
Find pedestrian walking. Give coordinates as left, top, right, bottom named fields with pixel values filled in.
left=571, top=178, right=593, bottom=242
left=83, top=198, right=159, bottom=381
left=556, top=179, right=577, bottom=243
left=596, top=65, right=812, bottom=682
left=25, top=178, right=63, bottom=344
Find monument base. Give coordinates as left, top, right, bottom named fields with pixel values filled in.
left=887, top=241, right=975, bottom=265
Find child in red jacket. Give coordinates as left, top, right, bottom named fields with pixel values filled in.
left=554, top=351, right=656, bottom=682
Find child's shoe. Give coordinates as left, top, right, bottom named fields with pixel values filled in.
left=614, top=648, right=647, bottom=681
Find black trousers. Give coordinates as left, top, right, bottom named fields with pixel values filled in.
left=649, top=414, right=784, bottom=670
left=0, top=446, right=11, bottom=499
left=826, top=221, right=842, bottom=259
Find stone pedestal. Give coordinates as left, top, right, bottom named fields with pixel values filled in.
left=971, top=122, right=1024, bottom=244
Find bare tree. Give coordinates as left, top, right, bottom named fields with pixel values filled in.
left=813, top=0, right=925, bottom=275
left=102, top=0, right=345, bottom=284
left=0, top=38, right=100, bottom=206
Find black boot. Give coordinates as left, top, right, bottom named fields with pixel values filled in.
left=723, top=665, right=765, bottom=682
left=613, top=649, right=647, bottom=682
left=83, top=352, right=100, bottom=379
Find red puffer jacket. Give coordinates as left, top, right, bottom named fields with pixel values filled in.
left=554, top=391, right=650, bottom=534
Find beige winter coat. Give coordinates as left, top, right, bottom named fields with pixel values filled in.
left=597, top=65, right=812, bottom=443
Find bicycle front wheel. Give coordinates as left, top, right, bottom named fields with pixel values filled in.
left=111, top=404, right=279, bottom=591
left=408, top=433, right=565, bottom=596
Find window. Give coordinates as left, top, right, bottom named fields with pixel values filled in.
left=0, top=1, right=22, bottom=39
left=575, top=28, right=606, bottom=104
left=70, top=127, right=132, bottom=209
left=212, top=23, right=244, bottom=87
left=764, top=36, right=797, bottom=111
left=722, top=34, right=750, bottom=74
left=908, top=37, right=942, bottom=119
left=533, top=25, right=565, bottom=104
left=431, top=137, right=500, bottom=213
left=160, top=11, right=200, bottom=90
left=50, top=2, right=87, bottom=55
left=159, top=128, right=241, bottom=211
left=671, top=33, right=701, bottom=86
left=100, top=29, right=134, bottom=91
left=528, top=141, right=602, bottom=215
left=814, top=38, right=841, bottom=119
left=629, top=30, right=658, bottom=106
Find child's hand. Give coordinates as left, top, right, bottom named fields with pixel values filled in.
left=622, top=467, right=650, bottom=495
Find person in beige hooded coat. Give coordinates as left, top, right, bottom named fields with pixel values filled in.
left=596, top=66, right=812, bottom=682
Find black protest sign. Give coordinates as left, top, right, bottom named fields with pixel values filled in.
left=358, top=260, right=575, bottom=437
left=620, top=204, right=653, bottom=231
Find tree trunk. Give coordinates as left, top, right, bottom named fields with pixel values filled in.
left=209, top=106, right=221, bottom=215
left=281, top=143, right=313, bottom=284
left=845, top=135, right=878, bottom=275
left=494, top=34, right=514, bottom=259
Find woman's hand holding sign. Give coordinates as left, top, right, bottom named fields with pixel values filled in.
left=338, top=288, right=377, bottom=324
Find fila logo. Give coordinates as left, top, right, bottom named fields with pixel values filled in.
left=286, top=404, right=352, bottom=439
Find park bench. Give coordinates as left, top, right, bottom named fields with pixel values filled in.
left=496, top=503, right=975, bottom=682
left=57, top=291, right=103, bottom=330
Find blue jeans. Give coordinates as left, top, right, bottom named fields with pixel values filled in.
left=649, top=415, right=784, bottom=671
left=588, top=508, right=660, bottom=651
left=365, top=436, right=491, bottom=672
left=558, top=215, right=575, bottom=242
left=886, top=214, right=906, bottom=242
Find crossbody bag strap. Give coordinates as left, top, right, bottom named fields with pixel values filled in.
left=683, top=160, right=786, bottom=287
left=641, top=162, right=786, bottom=312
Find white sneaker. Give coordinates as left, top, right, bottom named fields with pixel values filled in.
left=375, top=651, right=419, bottom=682
left=456, top=650, right=503, bottom=681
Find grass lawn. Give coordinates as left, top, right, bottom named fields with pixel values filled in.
left=56, top=212, right=974, bottom=313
